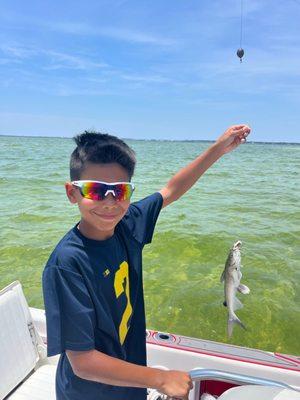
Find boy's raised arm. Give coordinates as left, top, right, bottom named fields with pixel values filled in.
left=159, top=124, right=251, bottom=208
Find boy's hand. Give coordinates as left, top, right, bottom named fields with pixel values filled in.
left=215, top=124, right=251, bottom=155
left=158, top=370, right=193, bottom=399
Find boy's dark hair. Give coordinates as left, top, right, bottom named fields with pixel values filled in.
left=70, top=131, right=136, bottom=181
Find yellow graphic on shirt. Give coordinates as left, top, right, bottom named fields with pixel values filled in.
left=114, top=261, right=132, bottom=345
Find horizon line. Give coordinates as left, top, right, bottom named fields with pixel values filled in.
left=0, top=133, right=299, bottom=145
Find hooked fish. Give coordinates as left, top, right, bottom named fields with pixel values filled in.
left=220, top=240, right=250, bottom=337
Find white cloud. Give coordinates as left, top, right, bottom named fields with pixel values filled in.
left=43, top=50, right=107, bottom=70
left=0, top=44, right=36, bottom=59
left=0, top=43, right=108, bottom=71
left=27, top=19, right=178, bottom=47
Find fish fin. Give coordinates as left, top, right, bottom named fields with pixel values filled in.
left=238, top=284, right=250, bottom=295
left=220, top=270, right=226, bottom=283
left=227, top=313, right=246, bottom=337
left=227, top=319, right=234, bottom=338
left=233, top=296, right=243, bottom=311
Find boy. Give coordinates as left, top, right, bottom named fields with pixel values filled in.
left=43, top=124, right=250, bottom=400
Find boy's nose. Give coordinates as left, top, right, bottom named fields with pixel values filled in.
left=102, top=193, right=117, bottom=205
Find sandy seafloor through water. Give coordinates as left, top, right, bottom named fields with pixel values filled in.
left=0, top=135, right=299, bottom=355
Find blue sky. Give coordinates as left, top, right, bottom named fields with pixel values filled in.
left=0, top=0, right=299, bottom=142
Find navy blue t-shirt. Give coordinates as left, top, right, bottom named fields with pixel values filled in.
left=42, top=192, right=163, bottom=400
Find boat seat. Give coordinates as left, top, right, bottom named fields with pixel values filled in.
left=218, top=385, right=300, bottom=400
left=7, top=364, right=56, bottom=399
left=0, top=282, right=49, bottom=400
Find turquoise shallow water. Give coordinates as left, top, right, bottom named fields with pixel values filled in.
left=0, top=136, right=299, bottom=355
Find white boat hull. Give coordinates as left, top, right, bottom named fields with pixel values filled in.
left=30, top=306, right=300, bottom=398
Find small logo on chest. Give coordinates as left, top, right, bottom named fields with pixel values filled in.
left=103, top=268, right=111, bottom=277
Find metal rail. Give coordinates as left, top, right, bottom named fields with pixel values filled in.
left=189, top=369, right=300, bottom=392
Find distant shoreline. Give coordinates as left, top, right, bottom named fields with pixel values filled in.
left=0, top=134, right=299, bottom=145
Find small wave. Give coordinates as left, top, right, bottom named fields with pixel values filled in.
left=12, top=213, right=55, bottom=223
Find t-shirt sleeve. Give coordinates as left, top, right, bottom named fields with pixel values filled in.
left=122, top=191, right=163, bottom=246
left=42, top=264, right=96, bottom=357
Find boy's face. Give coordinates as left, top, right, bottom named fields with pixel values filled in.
left=65, top=162, right=131, bottom=241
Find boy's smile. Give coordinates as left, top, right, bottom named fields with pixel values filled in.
left=65, top=162, right=132, bottom=241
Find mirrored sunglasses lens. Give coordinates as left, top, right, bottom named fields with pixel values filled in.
left=81, top=182, right=106, bottom=200
left=114, top=184, right=133, bottom=201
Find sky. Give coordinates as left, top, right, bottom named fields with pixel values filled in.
left=0, top=0, right=300, bottom=142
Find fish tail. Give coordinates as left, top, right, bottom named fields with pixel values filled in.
left=227, top=313, right=246, bottom=337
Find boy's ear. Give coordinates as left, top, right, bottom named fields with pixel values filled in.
left=65, top=182, right=78, bottom=204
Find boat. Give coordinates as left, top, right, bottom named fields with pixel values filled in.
left=1, top=281, right=300, bottom=399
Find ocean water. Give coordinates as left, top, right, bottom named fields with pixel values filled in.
left=0, top=135, right=299, bottom=355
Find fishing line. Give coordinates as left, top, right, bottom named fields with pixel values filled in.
left=240, top=0, right=243, bottom=48
left=237, top=0, right=245, bottom=62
